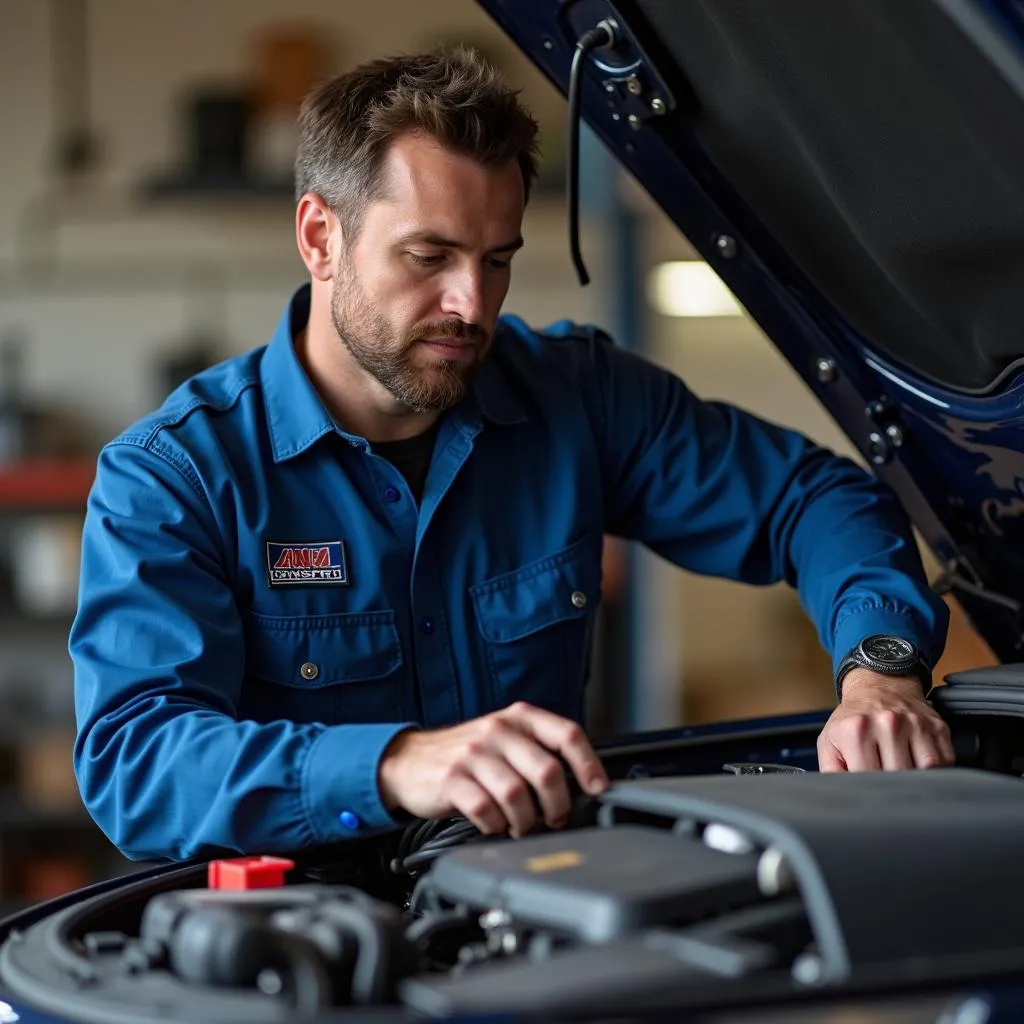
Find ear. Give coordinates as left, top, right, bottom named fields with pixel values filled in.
left=296, top=193, right=341, bottom=281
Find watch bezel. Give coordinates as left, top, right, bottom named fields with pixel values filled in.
left=857, top=634, right=917, bottom=671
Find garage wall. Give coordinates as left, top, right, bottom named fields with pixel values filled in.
left=0, top=0, right=992, bottom=734
left=0, top=0, right=600, bottom=444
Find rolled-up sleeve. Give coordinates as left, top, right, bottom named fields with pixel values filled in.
left=71, top=438, right=413, bottom=862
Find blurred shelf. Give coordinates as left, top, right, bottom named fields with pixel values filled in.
left=139, top=173, right=295, bottom=201
left=0, top=457, right=94, bottom=512
left=0, top=256, right=303, bottom=297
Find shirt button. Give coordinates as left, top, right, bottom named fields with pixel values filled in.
left=421, top=617, right=435, bottom=635
left=384, top=486, right=401, bottom=503
left=338, top=810, right=361, bottom=831
left=299, top=661, right=319, bottom=681
left=571, top=590, right=588, bottom=609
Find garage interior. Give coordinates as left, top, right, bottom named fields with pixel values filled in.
left=0, top=0, right=996, bottom=915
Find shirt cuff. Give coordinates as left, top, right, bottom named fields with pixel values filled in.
left=831, top=604, right=938, bottom=680
left=302, top=722, right=419, bottom=841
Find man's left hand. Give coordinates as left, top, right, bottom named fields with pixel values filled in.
left=817, top=668, right=955, bottom=772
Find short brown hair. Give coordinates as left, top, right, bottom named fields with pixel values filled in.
left=295, top=47, right=540, bottom=240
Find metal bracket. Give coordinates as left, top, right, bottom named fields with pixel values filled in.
left=600, top=70, right=673, bottom=131
left=562, top=1, right=676, bottom=129
left=864, top=396, right=906, bottom=466
left=933, top=558, right=1024, bottom=618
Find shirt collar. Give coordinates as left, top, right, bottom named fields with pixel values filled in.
left=261, top=285, right=337, bottom=464
left=261, top=286, right=527, bottom=463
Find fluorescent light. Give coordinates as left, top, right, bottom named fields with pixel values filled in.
left=647, top=261, right=742, bottom=318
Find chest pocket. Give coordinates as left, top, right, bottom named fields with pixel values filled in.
left=241, top=611, right=404, bottom=726
left=470, top=538, right=602, bottom=721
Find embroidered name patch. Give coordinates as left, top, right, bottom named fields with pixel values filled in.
left=266, top=541, right=349, bottom=586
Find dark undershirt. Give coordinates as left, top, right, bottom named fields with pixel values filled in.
left=371, top=419, right=442, bottom=504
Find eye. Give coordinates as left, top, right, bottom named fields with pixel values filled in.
left=486, top=257, right=513, bottom=270
left=409, top=252, right=445, bottom=267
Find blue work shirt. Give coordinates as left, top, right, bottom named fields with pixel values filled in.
left=71, top=285, right=948, bottom=862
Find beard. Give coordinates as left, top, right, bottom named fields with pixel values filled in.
left=330, top=266, right=489, bottom=413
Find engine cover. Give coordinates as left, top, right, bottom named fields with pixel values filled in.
left=426, top=824, right=760, bottom=942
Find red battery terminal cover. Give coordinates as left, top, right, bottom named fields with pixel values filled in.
left=207, top=855, right=296, bottom=890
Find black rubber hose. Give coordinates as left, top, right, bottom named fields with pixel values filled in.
left=567, top=18, right=618, bottom=285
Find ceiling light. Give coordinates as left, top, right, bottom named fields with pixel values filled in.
left=647, top=261, right=743, bottom=318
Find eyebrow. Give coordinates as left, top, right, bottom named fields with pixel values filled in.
left=396, top=231, right=524, bottom=255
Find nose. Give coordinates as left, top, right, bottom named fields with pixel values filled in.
left=440, top=264, right=487, bottom=327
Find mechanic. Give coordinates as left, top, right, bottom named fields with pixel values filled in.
left=71, top=48, right=955, bottom=863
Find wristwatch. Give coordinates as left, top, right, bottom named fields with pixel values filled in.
left=835, top=634, right=932, bottom=700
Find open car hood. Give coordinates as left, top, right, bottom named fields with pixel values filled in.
left=476, top=0, right=1024, bottom=665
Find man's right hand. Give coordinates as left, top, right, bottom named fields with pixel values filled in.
left=377, top=702, right=609, bottom=838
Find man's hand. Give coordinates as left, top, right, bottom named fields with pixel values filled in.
left=377, top=702, right=610, bottom=837
left=817, top=668, right=955, bottom=771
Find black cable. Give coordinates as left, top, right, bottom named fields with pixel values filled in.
left=391, top=817, right=482, bottom=875
left=408, top=820, right=481, bottom=864
left=567, top=18, right=618, bottom=286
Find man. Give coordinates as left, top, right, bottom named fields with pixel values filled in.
left=71, top=48, right=954, bottom=864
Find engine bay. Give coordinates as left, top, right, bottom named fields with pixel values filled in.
left=5, top=744, right=1024, bottom=1024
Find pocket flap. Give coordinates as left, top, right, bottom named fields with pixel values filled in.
left=470, top=539, right=602, bottom=644
left=244, top=611, right=403, bottom=687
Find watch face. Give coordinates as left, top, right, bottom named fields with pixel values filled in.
left=861, top=635, right=915, bottom=665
